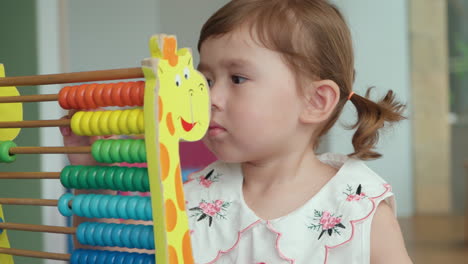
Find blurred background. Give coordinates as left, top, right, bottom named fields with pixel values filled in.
left=0, top=0, right=466, bottom=263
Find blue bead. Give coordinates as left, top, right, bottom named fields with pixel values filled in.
left=84, top=222, right=96, bottom=246
left=70, top=249, right=81, bottom=264
left=121, top=224, right=133, bottom=248
left=93, top=223, right=105, bottom=246
left=58, top=193, right=74, bottom=217
left=87, top=249, right=99, bottom=263
left=89, top=195, right=102, bottom=218
left=126, top=196, right=138, bottom=220
left=117, top=196, right=129, bottom=219
left=102, top=223, right=114, bottom=247
left=111, top=223, right=123, bottom=246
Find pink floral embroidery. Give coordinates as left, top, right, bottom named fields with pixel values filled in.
left=319, top=211, right=343, bottom=230
left=344, top=184, right=367, bottom=202
left=308, top=210, right=346, bottom=239
left=199, top=200, right=224, bottom=216
left=198, top=169, right=221, bottom=188
left=200, top=177, right=213, bottom=188
left=189, top=199, right=231, bottom=227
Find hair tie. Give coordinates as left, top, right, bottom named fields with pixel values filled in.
left=347, top=91, right=355, bottom=101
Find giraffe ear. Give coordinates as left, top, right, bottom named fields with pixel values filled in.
left=149, top=35, right=163, bottom=58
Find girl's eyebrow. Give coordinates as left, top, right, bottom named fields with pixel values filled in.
left=197, top=58, right=254, bottom=72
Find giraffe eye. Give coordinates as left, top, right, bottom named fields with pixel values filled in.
left=184, top=67, right=190, bottom=80
left=175, top=74, right=182, bottom=87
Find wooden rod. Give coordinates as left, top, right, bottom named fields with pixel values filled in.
left=0, top=119, right=70, bottom=128
left=0, top=247, right=70, bottom=261
left=0, top=172, right=60, bottom=179
left=0, top=198, right=58, bottom=206
left=0, top=67, right=143, bottom=87
left=0, top=222, right=76, bottom=234
left=9, top=146, right=91, bottom=154
left=0, top=94, right=58, bottom=103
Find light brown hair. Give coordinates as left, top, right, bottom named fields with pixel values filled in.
left=198, top=0, right=406, bottom=160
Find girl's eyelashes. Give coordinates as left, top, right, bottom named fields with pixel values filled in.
left=231, top=75, right=247, bottom=85
left=206, top=79, right=214, bottom=87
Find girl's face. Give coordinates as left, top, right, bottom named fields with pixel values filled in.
left=198, top=26, right=306, bottom=163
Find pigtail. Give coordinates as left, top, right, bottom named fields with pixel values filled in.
left=347, top=87, right=406, bottom=160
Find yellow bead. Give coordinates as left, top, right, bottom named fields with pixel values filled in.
left=71, top=111, right=84, bottom=136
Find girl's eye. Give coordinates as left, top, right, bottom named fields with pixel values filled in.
left=231, top=75, right=247, bottom=84
left=206, top=79, right=213, bottom=87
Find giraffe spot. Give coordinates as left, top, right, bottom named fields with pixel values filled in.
left=166, top=112, right=175, bottom=136
left=168, top=245, right=179, bottom=264
left=166, top=199, right=177, bottom=232
left=160, top=143, right=170, bottom=181
left=183, top=230, right=195, bottom=264
left=174, top=164, right=185, bottom=211
left=158, top=96, right=163, bottom=122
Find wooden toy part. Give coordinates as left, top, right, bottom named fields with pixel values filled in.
left=0, top=64, right=23, bottom=141
left=144, top=34, right=210, bottom=264
left=0, top=205, right=14, bottom=264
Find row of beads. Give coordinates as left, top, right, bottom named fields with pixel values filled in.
left=91, top=139, right=146, bottom=164
left=71, top=109, right=144, bottom=136
left=59, top=81, right=145, bottom=110
left=71, top=249, right=155, bottom=264
left=76, top=222, right=154, bottom=249
left=58, top=193, right=152, bottom=221
left=61, top=165, right=149, bottom=192
left=0, top=141, right=16, bottom=163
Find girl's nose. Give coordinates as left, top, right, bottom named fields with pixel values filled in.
left=209, top=83, right=224, bottom=111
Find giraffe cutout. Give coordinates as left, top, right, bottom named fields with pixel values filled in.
left=142, top=35, right=210, bottom=264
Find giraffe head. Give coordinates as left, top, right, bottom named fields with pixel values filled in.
left=149, top=35, right=210, bottom=142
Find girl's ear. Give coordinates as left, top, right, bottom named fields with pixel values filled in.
left=300, top=79, right=340, bottom=124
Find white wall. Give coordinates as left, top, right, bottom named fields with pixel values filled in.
left=37, top=2, right=67, bottom=263
left=68, top=0, right=161, bottom=71
left=159, top=0, right=229, bottom=65
left=329, top=0, right=413, bottom=217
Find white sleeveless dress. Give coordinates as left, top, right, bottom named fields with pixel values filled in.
left=184, top=153, right=395, bottom=264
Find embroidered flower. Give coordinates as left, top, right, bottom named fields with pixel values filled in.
left=189, top=199, right=231, bottom=227
left=308, top=210, right=346, bottom=239
left=198, top=169, right=221, bottom=188
left=344, top=184, right=367, bottom=202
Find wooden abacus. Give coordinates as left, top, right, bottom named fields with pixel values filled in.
left=0, top=34, right=210, bottom=264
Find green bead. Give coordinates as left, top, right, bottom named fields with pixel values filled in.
left=138, top=140, right=147, bottom=162
left=142, top=169, right=150, bottom=192
left=114, top=167, right=125, bottom=191
left=120, top=140, right=132, bottom=162
left=109, top=139, right=123, bottom=163
left=86, top=167, right=98, bottom=189
left=129, top=141, right=140, bottom=163
left=60, top=166, right=72, bottom=188
left=95, top=167, right=107, bottom=189
left=79, top=166, right=90, bottom=189
left=105, top=166, right=117, bottom=189
left=91, top=140, right=104, bottom=163
left=0, top=141, right=17, bottom=163
left=100, top=140, right=114, bottom=163
left=122, top=167, right=135, bottom=191
left=69, top=165, right=81, bottom=188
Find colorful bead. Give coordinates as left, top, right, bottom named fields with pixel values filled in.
left=91, top=139, right=146, bottom=164
left=0, top=141, right=17, bottom=163
left=71, top=109, right=144, bottom=136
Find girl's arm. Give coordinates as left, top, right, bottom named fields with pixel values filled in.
left=370, top=202, right=413, bottom=264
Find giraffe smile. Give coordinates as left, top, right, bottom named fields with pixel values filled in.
left=181, top=117, right=196, bottom=132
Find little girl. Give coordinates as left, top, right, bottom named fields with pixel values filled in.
left=183, top=0, right=412, bottom=263
left=61, top=0, right=412, bottom=263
